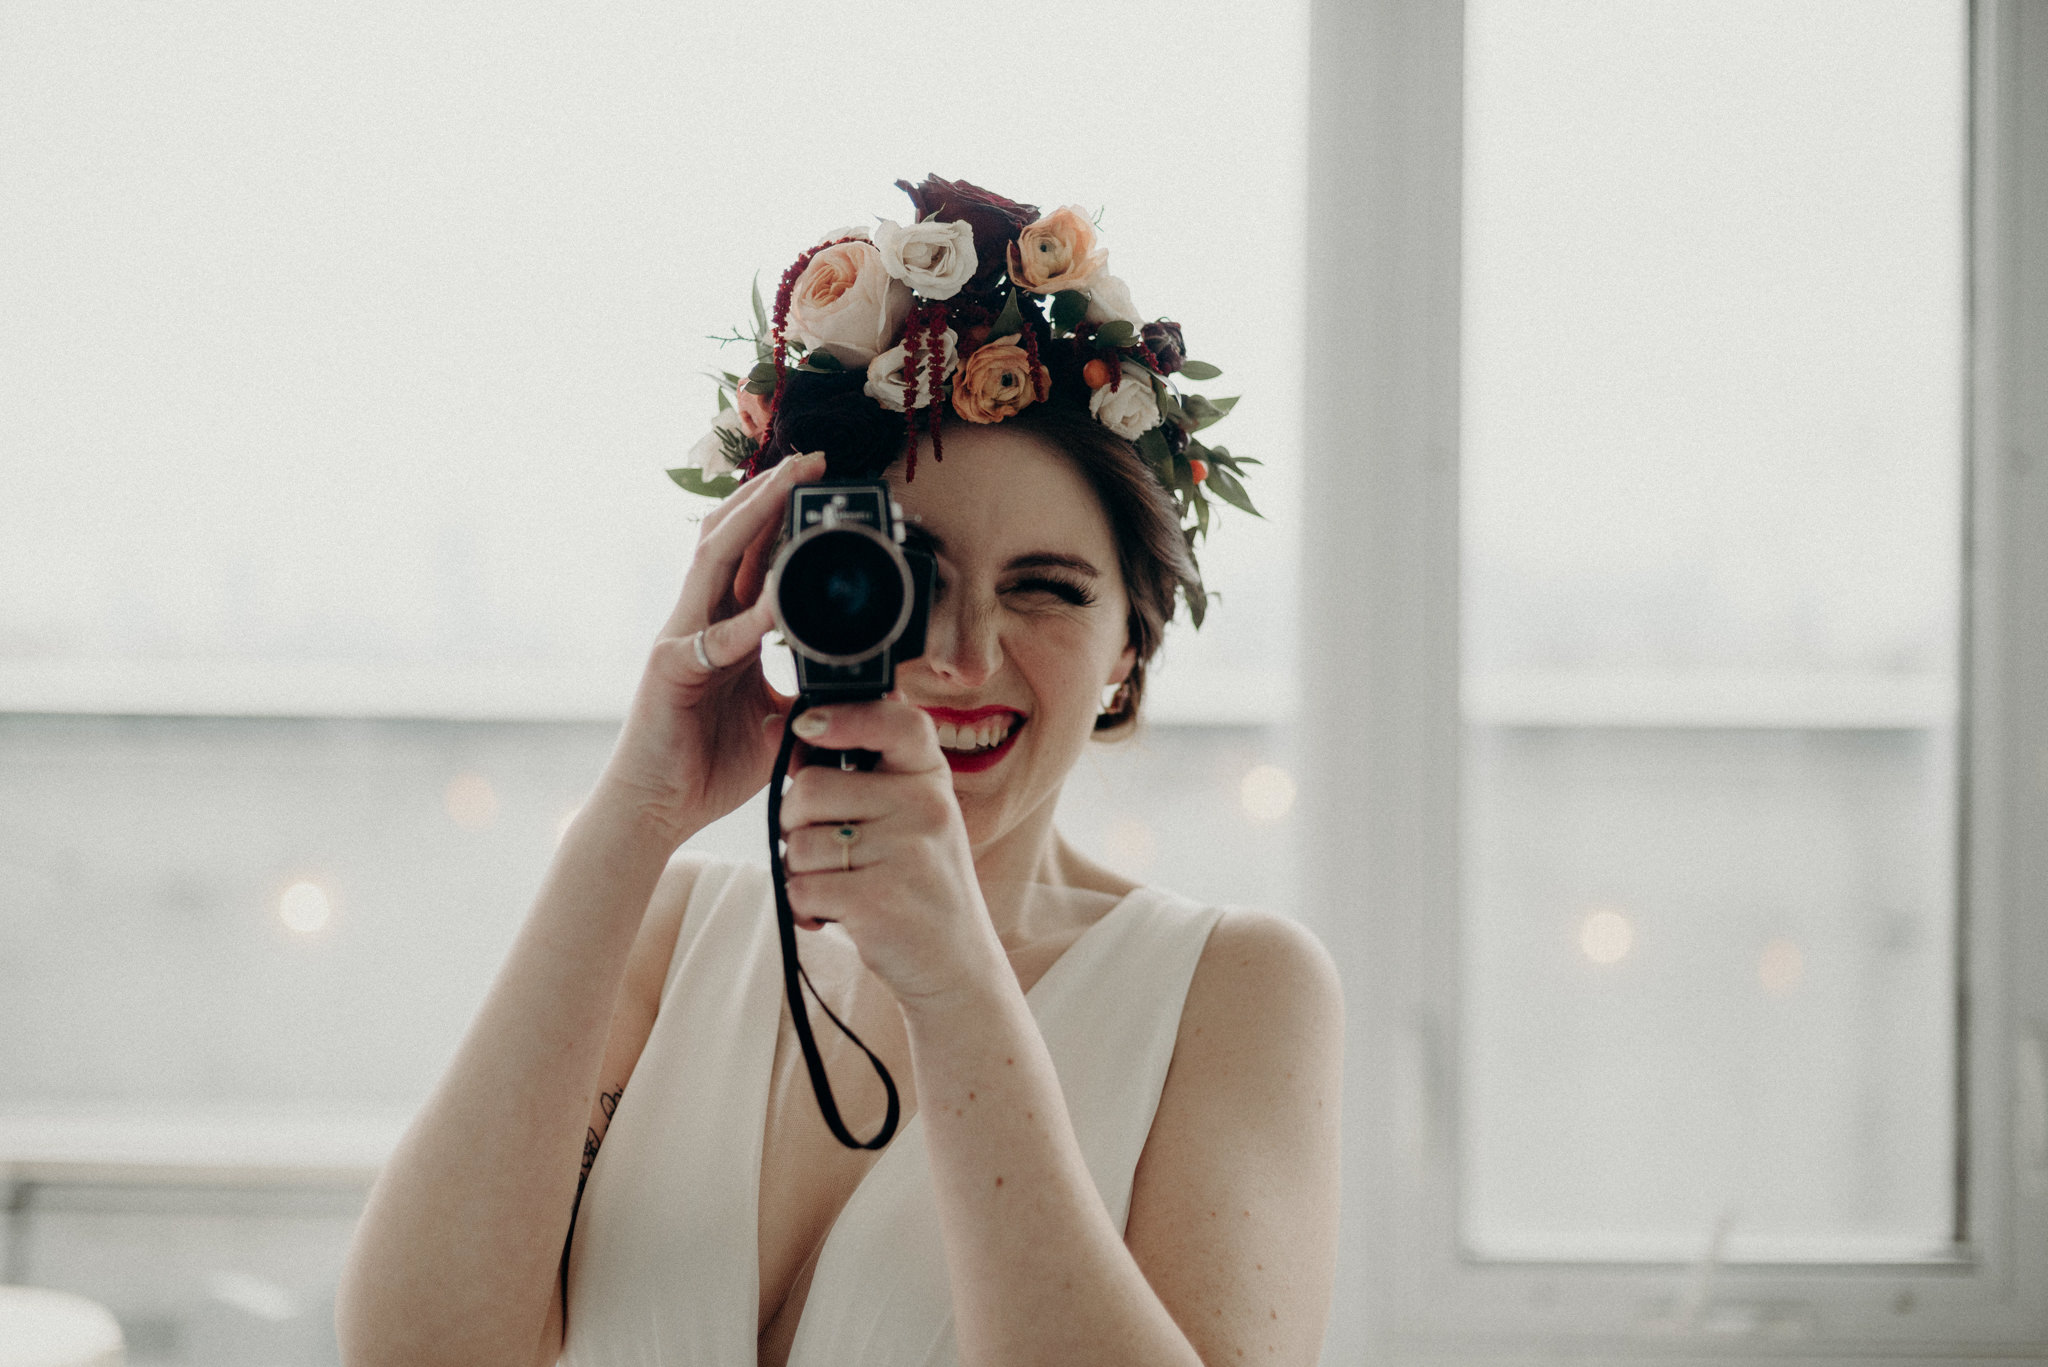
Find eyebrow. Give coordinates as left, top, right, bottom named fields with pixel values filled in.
left=901, top=523, right=1103, bottom=578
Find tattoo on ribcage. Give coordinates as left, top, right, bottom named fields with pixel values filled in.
left=563, top=1083, right=628, bottom=1293
left=580, top=1085, right=626, bottom=1187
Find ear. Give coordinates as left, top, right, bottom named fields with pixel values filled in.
left=1108, top=644, right=1136, bottom=688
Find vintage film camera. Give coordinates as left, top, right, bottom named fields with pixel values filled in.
left=765, top=480, right=934, bottom=701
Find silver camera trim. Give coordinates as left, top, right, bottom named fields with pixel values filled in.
left=766, top=516, right=917, bottom=667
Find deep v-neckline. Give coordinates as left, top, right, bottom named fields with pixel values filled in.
left=751, top=883, right=1149, bottom=1354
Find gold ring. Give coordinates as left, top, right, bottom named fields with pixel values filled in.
left=833, top=823, right=860, bottom=872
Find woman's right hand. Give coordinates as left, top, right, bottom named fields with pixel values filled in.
left=592, top=450, right=829, bottom=846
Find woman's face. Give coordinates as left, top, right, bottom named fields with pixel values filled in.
left=886, top=424, right=1137, bottom=853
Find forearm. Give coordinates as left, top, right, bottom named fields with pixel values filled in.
left=903, top=980, right=1206, bottom=1367
left=335, top=787, right=683, bottom=1367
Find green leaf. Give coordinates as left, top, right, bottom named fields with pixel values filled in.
left=668, top=467, right=742, bottom=498
left=747, top=360, right=778, bottom=385
left=1093, top=320, right=1137, bottom=349
left=751, top=273, right=769, bottom=339
left=1205, top=463, right=1262, bottom=518
left=1185, top=578, right=1208, bottom=629
left=715, top=388, right=733, bottom=412
left=1181, top=394, right=1240, bottom=432
left=1178, top=360, right=1222, bottom=380
left=990, top=289, right=1026, bottom=339
left=1137, top=427, right=1175, bottom=481
left=1193, top=481, right=1212, bottom=537
left=799, top=350, right=844, bottom=372
left=1050, top=290, right=1089, bottom=335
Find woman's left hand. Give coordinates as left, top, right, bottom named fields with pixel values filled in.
left=778, top=695, right=1008, bottom=1006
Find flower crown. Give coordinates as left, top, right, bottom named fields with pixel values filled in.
left=669, top=175, right=1259, bottom=627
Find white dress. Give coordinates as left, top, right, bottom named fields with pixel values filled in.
left=557, top=859, right=1224, bottom=1367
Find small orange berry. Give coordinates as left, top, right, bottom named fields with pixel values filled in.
left=1190, top=458, right=1209, bottom=483
left=1082, top=358, right=1113, bottom=389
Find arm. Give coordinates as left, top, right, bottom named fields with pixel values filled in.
left=335, top=450, right=830, bottom=1367
left=334, top=805, right=685, bottom=1367
left=902, top=911, right=1343, bottom=1367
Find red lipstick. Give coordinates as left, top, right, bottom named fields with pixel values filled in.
left=919, top=705, right=1026, bottom=774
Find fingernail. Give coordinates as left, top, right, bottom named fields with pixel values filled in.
left=791, top=711, right=829, bottom=739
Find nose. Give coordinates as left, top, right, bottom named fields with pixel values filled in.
left=920, top=586, right=1002, bottom=690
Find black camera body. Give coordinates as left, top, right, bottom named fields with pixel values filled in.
left=766, top=480, right=933, bottom=700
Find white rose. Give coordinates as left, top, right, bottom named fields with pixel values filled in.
left=786, top=240, right=915, bottom=367
left=864, top=328, right=960, bottom=412
left=687, top=408, right=744, bottom=477
left=1088, top=362, right=1164, bottom=440
left=872, top=219, right=978, bottom=300
left=1083, top=273, right=1144, bottom=328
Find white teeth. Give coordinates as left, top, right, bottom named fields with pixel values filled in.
left=933, top=715, right=1016, bottom=752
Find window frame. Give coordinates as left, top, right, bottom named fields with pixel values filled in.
left=1299, top=0, right=2048, bottom=1358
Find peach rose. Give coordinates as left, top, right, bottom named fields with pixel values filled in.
left=951, top=341, right=1039, bottom=424
left=786, top=241, right=914, bottom=367
left=735, top=382, right=773, bottom=439
left=1007, top=205, right=1108, bottom=293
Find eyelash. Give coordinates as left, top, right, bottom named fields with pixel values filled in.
left=928, top=573, right=1098, bottom=608
left=1008, top=576, right=1096, bottom=607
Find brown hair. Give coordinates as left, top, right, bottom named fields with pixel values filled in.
left=993, top=402, right=1200, bottom=735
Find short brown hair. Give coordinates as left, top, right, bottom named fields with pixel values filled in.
left=995, top=402, right=1200, bottom=735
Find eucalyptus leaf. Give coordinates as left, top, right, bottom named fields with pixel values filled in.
left=751, top=273, right=769, bottom=338
left=744, top=378, right=776, bottom=396
left=668, top=467, right=742, bottom=499
left=1194, top=482, right=1212, bottom=537
left=715, top=388, right=733, bottom=412
left=1185, top=579, right=1208, bottom=629
left=747, top=361, right=779, bottom=385
left=1093, top=320, right=1136, bottom=349
left=1050, top=290, right=1089, bottom=334
left=1178, top=360, right=1222, bottom=380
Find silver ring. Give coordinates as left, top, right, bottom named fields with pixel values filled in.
left=833, top=822, right=860, bottom=872
left=690, top=629, right=715, bottom=672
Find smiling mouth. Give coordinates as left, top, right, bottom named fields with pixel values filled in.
left=920, top=708, right=1026, bottom=773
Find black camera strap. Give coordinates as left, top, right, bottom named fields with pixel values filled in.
left=766, top=693, right=902, bottom=1151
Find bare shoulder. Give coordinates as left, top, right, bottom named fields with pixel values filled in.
left=1182, top=908, right=1343, bottom=1048
left=1125, top=908, right=1344, bottom=1365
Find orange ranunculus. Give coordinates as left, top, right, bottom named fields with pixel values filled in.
left=1006, top=206, right=1107, bottom=294
left=951, top=341, right=1039, bottom=424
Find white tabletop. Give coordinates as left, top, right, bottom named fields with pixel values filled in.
left=0, top=1286, right=123, bottom=1367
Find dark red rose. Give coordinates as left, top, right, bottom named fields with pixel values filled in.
left=1140, top=321, right=1187, bottom=375
left=762, top=369, right=908, bottom=480
left=895, top=175, right=1039, bottom=292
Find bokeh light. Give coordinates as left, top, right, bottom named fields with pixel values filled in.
left=1758, top=937, right=1805, bottom=995
left=1578, top=908, right=1633, bottom=965
left=1239, top=763, right=1298, bottom=825
left=444, top=773, right=499, bottom=830
left=277, top=881, right=332, bottom=934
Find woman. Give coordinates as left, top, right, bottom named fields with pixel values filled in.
left=336, top=178, right=1342, bottom=1367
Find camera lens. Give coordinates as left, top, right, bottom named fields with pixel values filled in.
left=774, top=526, right=911, bottom=663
